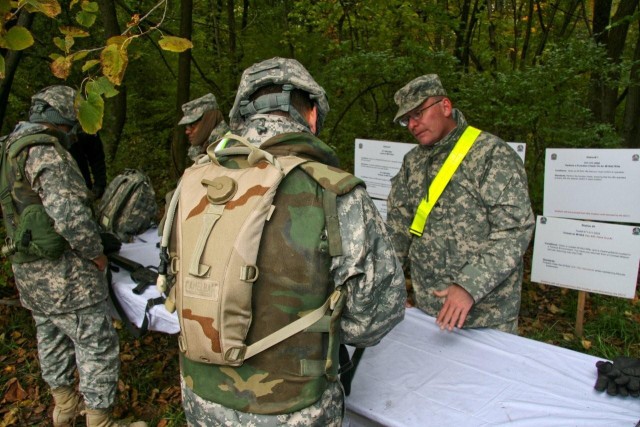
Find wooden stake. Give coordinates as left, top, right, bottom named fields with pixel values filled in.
left=575, top=290, right=586, bottom=337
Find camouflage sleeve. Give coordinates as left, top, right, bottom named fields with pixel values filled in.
left=332, top=186, right=406, bottom=347
left=386, top=158, right=412, bottom=268
left=25, top=144, right=104, bottom=259
left=455, top=142, right=535, bottom=302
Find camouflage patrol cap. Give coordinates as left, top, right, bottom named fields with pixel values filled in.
left=229, top=57, right=330, bottom=132
left=178, top=93, right=220, bottom=125
left=393, top=74, right=448, bottom=123
left=29, top=85, right=77, bottom=125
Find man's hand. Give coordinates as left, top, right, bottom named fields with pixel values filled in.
left=92, top=254, right=108, bottom=271
left=433, top=284, right=474, bottom=331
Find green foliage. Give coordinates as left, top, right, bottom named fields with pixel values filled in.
left=0, top=26, right=34, bottom=50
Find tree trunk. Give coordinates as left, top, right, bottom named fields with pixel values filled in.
left=519, top=0, right=534, bottom=69
left=98, top=0, right=126, bottom=161
left=171, top=0, right=193, bottom=177
left=0, top=10, right=33, bottom=132
left=226, top=0, right=238, bottom=93
left=622, top=20, right=640, bottom=148
left=588, top=0, right=639, bottom=124
left=454, top=0, right=473, bottom=70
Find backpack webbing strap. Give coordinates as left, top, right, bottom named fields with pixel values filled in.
left=323, top=190, right=342, bottom=257
left=188, top=204, right=224, bottom=277
left=241, top=288, right=342, bottom=361
left=139, top=296, right=167, bottom=334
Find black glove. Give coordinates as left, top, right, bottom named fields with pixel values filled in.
left=612, top=356, right=640, bottom=397
left=100, top=232, right=122, bottom=255
left=594, top=356, right=640, bottom=397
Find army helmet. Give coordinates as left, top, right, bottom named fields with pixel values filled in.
left=29, top=85, right=77, bottom=126
left=229, top=57, right=330, bottom=132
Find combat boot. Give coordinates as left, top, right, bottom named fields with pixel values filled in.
left=84, top=408, right=148, bottom=427
left=51, top=386, right=83, bottom=427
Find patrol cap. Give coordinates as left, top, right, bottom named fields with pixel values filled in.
left=229, top=57, right=330, bottom=133
left=393, top=74, right=447, bottom=123
left=178, top=93, right=219, bottom=125
left=29, top=85, right=77, bottom=126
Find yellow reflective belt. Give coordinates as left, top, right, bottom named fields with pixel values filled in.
left=409, top=126, right=482, bottom=237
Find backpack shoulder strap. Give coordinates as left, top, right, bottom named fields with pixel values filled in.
left=299, top=162, right=365, bottom=257
left=8, top=134, right=61, bottom=159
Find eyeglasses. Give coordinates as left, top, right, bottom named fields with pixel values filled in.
left=398, top=99, right=444, bottom=127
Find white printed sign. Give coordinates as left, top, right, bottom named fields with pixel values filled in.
left=507, top=142, right=526, bottom=163
left=372, top=199, right=387, bottom=222
left=543, top=149, right=640, bottom=223
left=354, top=139, right=414, bottom=200
left=531, top=216, right=640, bottom=298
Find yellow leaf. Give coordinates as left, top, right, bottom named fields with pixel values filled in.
left=72, top=50, right=88, bottom=61
left=50, top=55, right=73, bottom=79
left=82, top=59, right=100, bottom=72
left=548, top=304, right=561, bottom=314
left=81, top=1, right=98, bottom=13
left=562, top=332, right=574, bottom=341
left=581, top=339, right=592, bottom=349
left=158, top=36, right=193, bottom=53
left=106, top=35, right=128, bottom=46
left=59, top=25, right=89, bottom=38
left=24, top=0, right=61, bottom=18
left=53, top=36, right=66, bottom=51
left=100, top=43, right=128, bottom=85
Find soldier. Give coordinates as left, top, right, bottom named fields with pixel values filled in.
left=0, top=86, right=146, bottom=427
left=178, top=57, right=407, bottom=426
left=178, top=93, right=230, bottom=162
left=387, top=74, right=535, bottom=333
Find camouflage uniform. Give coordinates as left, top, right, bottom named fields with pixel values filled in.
left=2, top=87, right=119, bottom=409
left=388, top=76, right=535, bottom=333
left=178, top=93, right=230, bottom=161
left=180, top=58, right=406, bottom=426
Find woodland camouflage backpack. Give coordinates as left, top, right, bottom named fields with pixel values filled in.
left=97, top=169, right=158, bottom=242
left=156, top=133, right=364, bottom=413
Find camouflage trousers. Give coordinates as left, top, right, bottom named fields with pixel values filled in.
left=33, top=299, right=120, bottom=409
left=181, top=376, right=344, bottom=426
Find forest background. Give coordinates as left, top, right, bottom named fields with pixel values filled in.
left=0, top=0, right=639, bottom=425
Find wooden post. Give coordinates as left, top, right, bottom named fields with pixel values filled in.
left=575, top=290, right=587, bottom=337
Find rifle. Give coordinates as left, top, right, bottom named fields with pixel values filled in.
left=106, top=253, right=164, bottom=336
left=107, top=253, right=158, bottom=295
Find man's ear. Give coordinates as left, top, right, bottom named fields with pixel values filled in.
left=442, top=97, right=454, bottom=118
left=307, top=105, right=318, bottom=134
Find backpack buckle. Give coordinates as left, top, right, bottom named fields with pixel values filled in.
left=240, top=265, right=259, bottom=282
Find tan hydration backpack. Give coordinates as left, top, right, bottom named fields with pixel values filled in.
left=157, top=135, right=345, bottom=366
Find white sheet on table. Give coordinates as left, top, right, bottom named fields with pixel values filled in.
left=109, top=228, right=180, bottom=334
left=344, top=308, right=639, bottom=426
